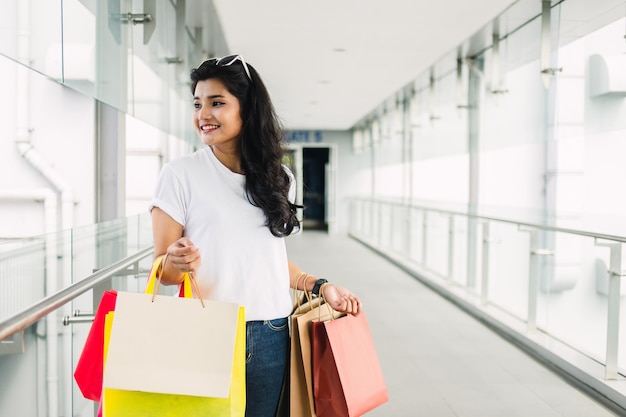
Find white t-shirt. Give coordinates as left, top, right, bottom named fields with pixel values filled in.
left=149, top=146, right=295, bottom=321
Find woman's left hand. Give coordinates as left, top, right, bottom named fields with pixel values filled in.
left=322, top=283, right=361, bottom=316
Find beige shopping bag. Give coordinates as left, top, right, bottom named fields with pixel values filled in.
left=103, top=291, right=242, bottom=398
left=290, top=296, right=338, bottom=417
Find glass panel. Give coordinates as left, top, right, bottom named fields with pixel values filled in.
left=129, top=0, right=190, bottom=140
left=620, top=285, right=626, bottom=374
left=0, top=311, right=66, bottom=415
left=451, top=214, right=468, bottom=286
left=407, top=208, right=425, bottom=264
left=538, top=233, right=609, bottom=362
left=487, top=222, right=530, bottom=321
left=551, top=0, right=626, bottom=370
left=60, top=0, right=97, bottom=97
left=62, top=0, right=130, bottom=111
left=411, top=66, right=469, bottom=206
left=0, top=237, right=46, bottom=322
left=390, top=204, right=408, bottom=256
left=0, top=0, right=63, bottom=82
left=423, top=211, right=448, bottom=277
left=479, top=17, right=547, bottom=220
left=553, top=13, right=626, bottom=236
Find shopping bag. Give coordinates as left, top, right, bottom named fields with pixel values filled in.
left=101, top=262, right=246, bottom=417
left=74, top=255, right=181, bottom=402
left=290, top=295, right=337, bottom=417
left=101, top=307, right=245, bottom=417
left=312, top=310, right=388, bottom=417
left=74, top=289, right=117, bottom=401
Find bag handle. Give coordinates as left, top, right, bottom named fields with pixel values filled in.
left=318, top=282, right=336, bottom=321
left=292, top=273, right=316, bottom=309
left=144, top=255, right=205, bottom=308
left=291, top=273, right=319, bottom=315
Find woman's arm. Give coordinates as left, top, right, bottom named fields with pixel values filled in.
left=151, top=207, right=201, bottom=285
left=288, top=260, right=361, bottom=315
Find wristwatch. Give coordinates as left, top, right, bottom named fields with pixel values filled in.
left=312, top=278, right=328, bottom=297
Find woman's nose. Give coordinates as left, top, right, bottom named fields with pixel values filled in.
left=198, top=103, right=212, bottom=119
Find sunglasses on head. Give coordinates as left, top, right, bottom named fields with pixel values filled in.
left=204, top=54, right=252, bottom=81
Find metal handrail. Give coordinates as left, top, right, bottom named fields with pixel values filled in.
left=351, top=197, right=626, bottom=385
left=0, top=246, right=154, bottom=341
left=352, top=197, right=626, bottom=243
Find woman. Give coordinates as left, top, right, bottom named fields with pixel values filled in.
left=149, top=55, right=361, bottom=417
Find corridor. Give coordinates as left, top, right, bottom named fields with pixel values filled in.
left=287, top=231, right=620, bottom=417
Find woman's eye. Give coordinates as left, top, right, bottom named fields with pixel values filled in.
left=212, top=101, right=224, bottom=107
left=193, top=102, right=201, bottom=109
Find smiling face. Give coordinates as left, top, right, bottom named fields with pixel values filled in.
left=193, top=78, right=243, bottom=151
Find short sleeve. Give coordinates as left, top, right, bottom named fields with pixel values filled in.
left=149, top=163, right=187, bottom=226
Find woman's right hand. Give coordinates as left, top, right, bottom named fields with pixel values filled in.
left=166, top=237, right=201, bottom=274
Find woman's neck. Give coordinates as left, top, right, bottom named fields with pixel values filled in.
left=211, top=145, right=243, bottom=174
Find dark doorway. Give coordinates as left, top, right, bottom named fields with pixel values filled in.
left=302, top=147, right=329, bottom=231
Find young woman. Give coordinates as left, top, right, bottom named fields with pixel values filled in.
left=149, top=55, right=361, bottom=417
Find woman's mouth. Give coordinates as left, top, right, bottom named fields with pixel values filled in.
left=200, top=124, right=219, bottom=132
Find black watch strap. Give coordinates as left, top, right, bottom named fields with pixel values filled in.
left=312, top=278, right=328, bottom=297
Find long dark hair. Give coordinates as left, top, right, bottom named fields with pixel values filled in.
left=190, top=56, right=301, bottom=237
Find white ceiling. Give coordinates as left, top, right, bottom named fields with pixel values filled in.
left=188, top=0, right=518, bottom=131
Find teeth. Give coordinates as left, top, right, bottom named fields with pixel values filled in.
left=201, top=124, right=218, bottom=131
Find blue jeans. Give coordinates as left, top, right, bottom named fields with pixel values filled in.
left=245, top=317, right=289, bottom=417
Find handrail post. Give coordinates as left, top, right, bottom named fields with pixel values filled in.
left=447, top=215, right=455, bottom=282
left=595, top=239, right=623, bottom=380
left=528, top=229, right=540, bottom=332
left=389, top=203, right=394, bottom=249
left=405, top=204, right=412, bottom=259
left=377, top=201, right=383, bottom=246
left=422, top=210, right=428, bottom=266
left=520, top=227, right=554, bottom=333
left=481, top=221, right=502, bottom=305
left=481, top=221, right=491, bottom=305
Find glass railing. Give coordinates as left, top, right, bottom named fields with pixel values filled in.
left=0, top=213, right=154, bottom=417
left=349, top=198, right=626, bottom=406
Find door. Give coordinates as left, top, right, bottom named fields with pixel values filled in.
left=302, top=147, right=329, bottom=231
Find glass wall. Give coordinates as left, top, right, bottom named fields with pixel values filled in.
left=0, top=0, right=203, bottom=238
left=0, top=0, right=198, bottom=143
left=543, top=0, right=626, bottom=370
left=349, top=0, right=626, bottom=384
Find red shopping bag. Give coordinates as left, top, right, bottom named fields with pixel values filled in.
left=312, top=310, right=388, bottom=417
left=73, top=289, right=117, bottom=401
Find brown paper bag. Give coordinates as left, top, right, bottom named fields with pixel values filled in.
left=290, top=297, right=337, bottom=417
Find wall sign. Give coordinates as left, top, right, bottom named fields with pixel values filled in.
left=286, top=131, right=323, bottom=143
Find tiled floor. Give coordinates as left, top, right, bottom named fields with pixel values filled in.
left=286, top=231, right=620, bottom=417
